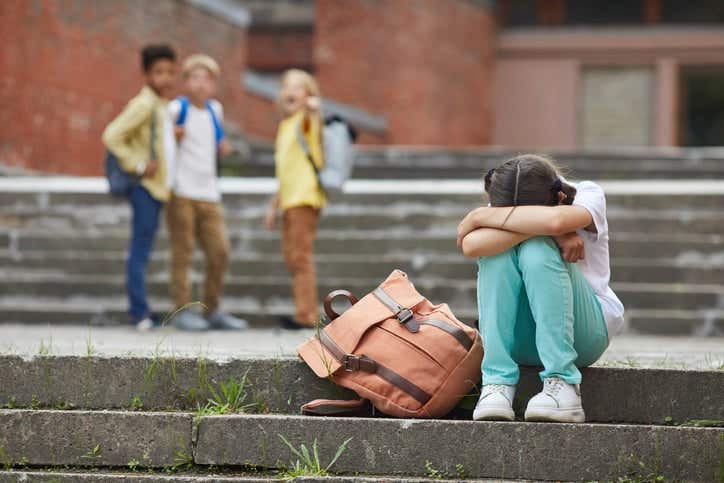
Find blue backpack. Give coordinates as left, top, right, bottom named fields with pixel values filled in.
left=175, top=97, right=223, bottom=143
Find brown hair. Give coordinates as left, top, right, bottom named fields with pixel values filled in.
left=484, top=154, right=576, bottom=207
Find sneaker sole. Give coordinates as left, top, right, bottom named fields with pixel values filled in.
left=524, top=407, right=585, bottom=423
left=473, top=407, right=515, bottom=422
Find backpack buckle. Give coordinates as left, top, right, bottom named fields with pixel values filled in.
left=396, top=308, right=414, bottom=324
left=342, top=354, right=359, bottom=372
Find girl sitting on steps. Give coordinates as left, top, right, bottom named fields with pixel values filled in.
left=457, top=154, right=624, bottom=423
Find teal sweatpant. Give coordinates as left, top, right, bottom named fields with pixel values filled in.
left=477, top=236, right=609, bottom=385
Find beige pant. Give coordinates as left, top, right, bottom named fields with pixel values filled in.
left=282, top=206, right=320, bottom=326
left=167, top=194, right=229, bottom=315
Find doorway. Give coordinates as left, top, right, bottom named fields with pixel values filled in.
left=679, top=67, right=724, bottom=146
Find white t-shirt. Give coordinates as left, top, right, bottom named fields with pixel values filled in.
left=167, top=99, right=223, bottom=202
left=572, top=181, right=625, bottom=337
left=161, top=107, right=176, bottom=189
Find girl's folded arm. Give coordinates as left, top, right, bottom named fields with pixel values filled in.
left=464, top=205, right=594, bottom=237
left=461, top=228, right=532, bottom=258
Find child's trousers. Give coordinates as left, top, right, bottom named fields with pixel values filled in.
left=282, top=205, right=320, bottom=326
left=127, top=185, right=162, bottom=322
left=167, top=194, right=229, bottom=315
left=477, top=236, right=609, bottom=386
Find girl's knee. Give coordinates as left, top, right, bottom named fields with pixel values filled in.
left=478, top=247, right=516, bottom=270
left=518, top=237, right=561, bottom=266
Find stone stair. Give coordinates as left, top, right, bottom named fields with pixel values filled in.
left=0, top=355, right=722, bottom=481
left=240, top=146, right=724, bottom=180
left=1, top=178, right=724, bottom=335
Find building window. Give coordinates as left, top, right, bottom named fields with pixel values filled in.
left=499, top=0, right=538, bottom=27
left=679, top=67, right=724, bottom=146
left=565, top=0, right=644, bottom=25
left=499, top=0, right=724, bottom=27
left=580, top=67, right=654, bottom=148
left=661, top=0, right=724, bottom=23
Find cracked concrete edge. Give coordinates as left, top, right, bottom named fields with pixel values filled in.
left=195, top=414, right=724, bottom=482
left=0, top=410, right=193, bottom=467
left=0, top=470, right=526, bottom=482
left=0, top=356, right=722, bottom=424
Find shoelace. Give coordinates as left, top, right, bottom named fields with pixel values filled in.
left=483, top=384, right=509, bottom=395
left=477, top=385, right=510, bottom=406
left=543, top=378, right=564, bottom=397
left=475, top=384, right=507, bottom=408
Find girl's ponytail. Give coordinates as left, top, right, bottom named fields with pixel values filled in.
left=552, top=178, right=577, bottom=206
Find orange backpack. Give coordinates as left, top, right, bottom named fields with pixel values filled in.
left=298, top=270, right=483, bottom=418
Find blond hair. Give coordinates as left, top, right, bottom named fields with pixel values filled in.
left=182, top=54, right=220, bottom=78
left=279, top=69, right=320, bottom=97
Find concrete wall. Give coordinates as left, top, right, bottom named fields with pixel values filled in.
left=493, top=28, right=724, bottom=149
left=314, top=0, right=496, bottom=146
left=0, top=0, right=247, bottom=175
left=493, top=59, right=579, bottom=149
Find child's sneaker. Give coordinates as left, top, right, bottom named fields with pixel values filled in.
left=135, top=317, right=162, bottom=332
left=207, top=311, right=249, bottom=330
left=524, top=377, right=585, bottom=423
left=171, top=309, right=210, bottom=331
left=473, top=384, right=516, bottom=421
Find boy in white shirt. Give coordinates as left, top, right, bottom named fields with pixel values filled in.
left=166, top=54, right=247, bottom=331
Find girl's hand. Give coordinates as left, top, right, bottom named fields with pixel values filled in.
left=306, top=96, right=321, bottom=112
left=264, top=194, right=280, bottom=231
left=457, top=207, right=490, bottom=247
left=264, top=208, right=277, bottom=231
left=553, top=232, right=585, bottom=262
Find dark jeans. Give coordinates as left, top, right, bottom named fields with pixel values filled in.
left=127, top=185, right=162, bottom=322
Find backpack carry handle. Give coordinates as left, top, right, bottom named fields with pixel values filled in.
left=324, top=290, right=359, bottom=321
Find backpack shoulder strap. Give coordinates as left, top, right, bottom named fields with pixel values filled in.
left=149, top=107, right=157, bottom=160
left=296, top=122, right=320, bottom=174
left=301, top=398, right=373, bottom=417
left=175, top=96, right=189, bottom=126
left=206, top=100, right=224, bottom=146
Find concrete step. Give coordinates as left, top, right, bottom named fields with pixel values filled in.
left=195, top=414, right=724, bottom=482
left=1, top=178, right=724, bottom=211
left=4, top=251, right=724, bottom=285
left=0, top=409, right=720, bottom=481
left=1, top=356, right=722, bottom=425
left=252, top=146, right=724, bottom=180
left=5, top=230, right=723, bottom=260
left=1, top=299, right=722, bottom=335
left=1, top=274, right=721, bottom=313
left=0, top=409, right=191, bottom=468
left=6, top=203, right=724, bottom=235
left=0, top=471, right=518, bottom=483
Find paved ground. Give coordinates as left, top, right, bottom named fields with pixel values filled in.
left=0, top=324, right=722, bottom=370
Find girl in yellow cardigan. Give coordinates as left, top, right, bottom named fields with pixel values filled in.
left=264, top=69, right=325, bottom=329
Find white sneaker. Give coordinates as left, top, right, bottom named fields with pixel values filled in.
left=135, top=317, right=160, bottom=332
left=524, top=377, right=585, bottom=423
left=473, top=384, right=516, bottom=421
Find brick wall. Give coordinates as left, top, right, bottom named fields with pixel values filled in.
left=247, top=27, right=314, bottom=73
left=0, top=0, right=247, bottom=175
left=314, top=0, right=496, bottom=146
left=241, top=93, right=279, bottom=142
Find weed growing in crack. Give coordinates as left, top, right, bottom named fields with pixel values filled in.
left=277, top=434, right=352, bottom=478
left=80, top=443, right=102, bottom=463
left=170, top=437, right=194, bottom=472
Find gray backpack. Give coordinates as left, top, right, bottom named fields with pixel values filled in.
left=297, top=115, right=357, bottom=196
